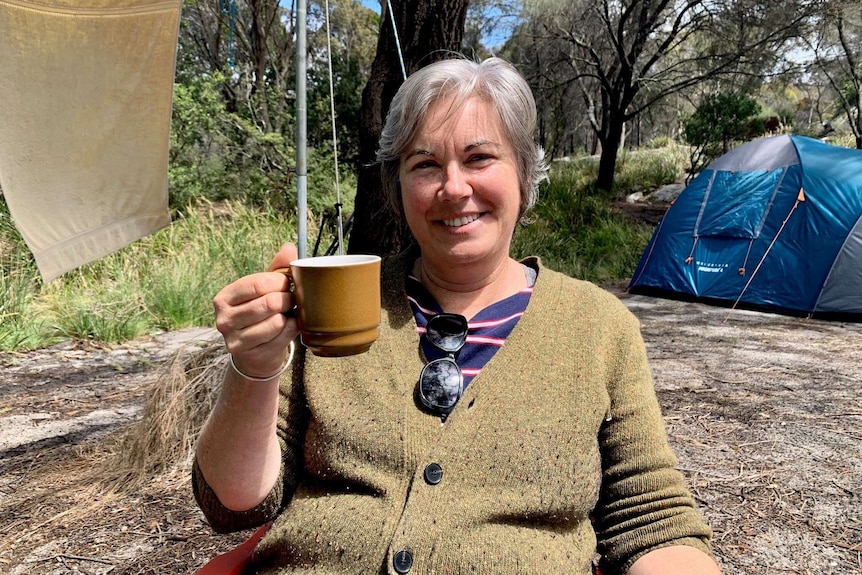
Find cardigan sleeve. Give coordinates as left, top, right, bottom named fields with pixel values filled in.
left=591, top=303, right=713, bottom=574
left=192, top=351, right=310, bottom=533
left=191, top=456, right=284, bottom=533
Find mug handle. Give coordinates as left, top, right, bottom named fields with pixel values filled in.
left=272, top=267, right=297, bottom=315
left=272, top=267, right=293, bottom=287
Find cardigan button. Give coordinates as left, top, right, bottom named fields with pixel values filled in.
left=393, top=549, right=413, bottom=573
left=423, top=462, right=443, bottom=485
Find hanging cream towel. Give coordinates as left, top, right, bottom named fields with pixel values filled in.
left=0, top=0, right=180, bottom=282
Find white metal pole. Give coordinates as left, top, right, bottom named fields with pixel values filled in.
left=296, top=0, right=308, bottom=258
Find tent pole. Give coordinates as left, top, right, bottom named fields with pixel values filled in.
left=295, top=0, right=308, bottom=258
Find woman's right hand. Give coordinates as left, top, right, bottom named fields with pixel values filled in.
left=212, top=243, right=300, bottom=380
left=198, top=246, right=299, bottom=511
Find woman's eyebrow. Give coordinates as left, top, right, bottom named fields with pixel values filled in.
left=464, top=139, right=499, bottom=151
left=404, top=149, right=433, bottom=161
left=404, top=140, right=500, bottom=160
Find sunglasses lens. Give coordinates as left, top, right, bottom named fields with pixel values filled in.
left=426, top=314, right=468, bottom=353
left=419, top=358, right=463, bottom=411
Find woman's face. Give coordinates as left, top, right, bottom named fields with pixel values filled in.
left=399, top=96, right=521, bottom=272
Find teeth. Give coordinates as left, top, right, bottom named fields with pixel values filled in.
left=443, top=214, right=480, bottom=227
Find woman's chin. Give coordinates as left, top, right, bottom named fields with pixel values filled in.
left=435, top=245, right=503, bottom=268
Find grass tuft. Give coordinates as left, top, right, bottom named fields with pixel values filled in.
left=106, top=338, right=225, bottom=487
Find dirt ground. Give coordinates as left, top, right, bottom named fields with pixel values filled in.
left=1, top=291, right=860, bottom=575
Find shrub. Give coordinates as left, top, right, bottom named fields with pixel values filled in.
left=684, top=92, right=761, bottom=178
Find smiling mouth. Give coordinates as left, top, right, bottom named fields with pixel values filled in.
left=442, top=213, right=481, bottom=227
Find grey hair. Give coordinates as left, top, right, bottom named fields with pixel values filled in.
left=376, top=57, right=548, bottom=222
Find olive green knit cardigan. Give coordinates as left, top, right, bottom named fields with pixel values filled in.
left=193, top=255, right=712, bottom=575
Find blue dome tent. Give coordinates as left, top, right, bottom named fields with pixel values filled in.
left=628, top=134, right=862, bottom=319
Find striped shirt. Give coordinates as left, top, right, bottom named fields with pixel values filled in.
left=407, top=264, right=536, bottom=389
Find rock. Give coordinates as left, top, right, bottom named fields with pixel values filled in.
left=649, top=183, right=685, bottom=203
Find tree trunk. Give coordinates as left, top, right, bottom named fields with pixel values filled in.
left=595, top=115, right=624, bottom=192
left=348, top=0, right=469, bottom=256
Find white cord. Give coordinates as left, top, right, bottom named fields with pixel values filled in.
left=323, top=0, right=344, bottom=255
left=228, top=341, right=296, bottom=382
left=385, top=0, right=407, bottom=80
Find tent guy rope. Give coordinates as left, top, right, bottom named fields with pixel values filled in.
left=722, top=189, right=806, bottom=323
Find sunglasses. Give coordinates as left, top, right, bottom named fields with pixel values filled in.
left=417, top=313, right=469, bottom=417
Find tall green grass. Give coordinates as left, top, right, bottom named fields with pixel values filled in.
left=512, top=144, right=686, bottom=283
left=614, top=145, right=689, bottom=193
left=512, top=164, right=655, bottom=284
left=0, top=201, right=295, bottom=352
left=0, top=206, right=47, bottom=350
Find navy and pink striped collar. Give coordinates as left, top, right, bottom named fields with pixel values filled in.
left=406, top=263, right=536, bottom=388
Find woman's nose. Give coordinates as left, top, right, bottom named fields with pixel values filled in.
left=439, top=164, right=471, bottom=200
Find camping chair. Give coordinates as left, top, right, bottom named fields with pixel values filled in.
left=194, top=522, right=604, bottom=575
left=195, top=522, right=270, bottom=575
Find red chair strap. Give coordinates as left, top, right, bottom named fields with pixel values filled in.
left=195, top=522, right=271, bottom=575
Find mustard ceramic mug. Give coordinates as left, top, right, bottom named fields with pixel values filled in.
left=277, top=254, right=381, bottom=357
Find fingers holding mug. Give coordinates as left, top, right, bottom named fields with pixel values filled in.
left=213, top=269, right=298, bottom=373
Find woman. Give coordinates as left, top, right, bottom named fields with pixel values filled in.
left=194, top=57, right=721, bottom=575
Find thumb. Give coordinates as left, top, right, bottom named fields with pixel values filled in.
left=267, top=243, right=300, bottom=272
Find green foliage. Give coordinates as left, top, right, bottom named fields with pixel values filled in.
left=684, top=92, right=762, bottom=177
left=169, top=73, right=236, bottom=208
left=137, top=202, right=289, bottom=330
left=169, top=72, right=355, bottom=220
left=684, top=92, right=762, bottom=147
left=545, top=143, right=688, bottom=202
left=308, top=55, right=366, bottom=165
left=0, top=202, right=47, bottom=351
left=306, top=146, right=358, bottom=218
left=840, top=75, right=860, bottom=107
left=646, top=135, right=672, bottom=149
left=512, top=161, right=655, bottom=284
left=613, top=145, right=688, bottom=194
left=42, top=283, right=150, bottom=344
